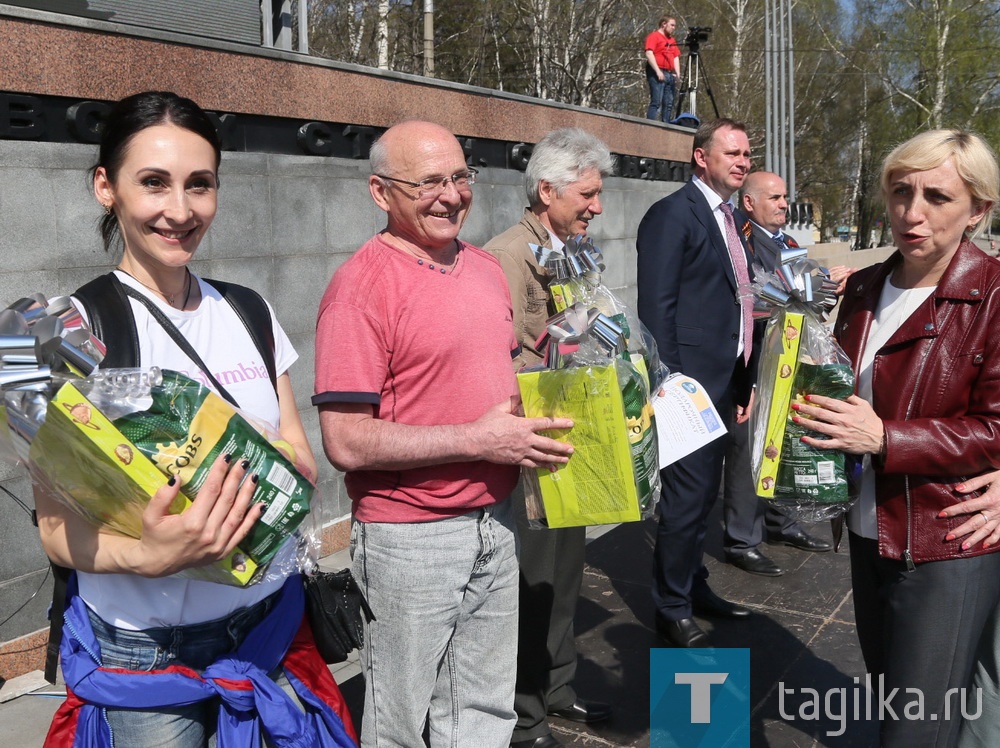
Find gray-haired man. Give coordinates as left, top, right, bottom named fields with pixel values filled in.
left=484, top=128, right=614, bottom=748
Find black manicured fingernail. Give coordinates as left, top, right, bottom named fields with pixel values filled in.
left=167, top=475, right=177, bottom=486
left=251, top=473, right=260, bottom=484
left=257, top=502, right=267, bottom=511
left=223, top=453, right=233, bottom=464
left=240, top=459, right=251, bottom=471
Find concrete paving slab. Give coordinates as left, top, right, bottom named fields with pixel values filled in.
left=561, top=505, right=877, bottom=747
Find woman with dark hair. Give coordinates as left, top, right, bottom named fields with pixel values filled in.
left=34, top=91, right=355, bottom=747
left=795, top=129, right=1000, bottom=746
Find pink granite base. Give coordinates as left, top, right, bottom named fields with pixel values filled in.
left=0, top=16, right=692, bottom=162
left=0, top=629, right=48, bottom=683
left=320, top=518, right=351, bottom=557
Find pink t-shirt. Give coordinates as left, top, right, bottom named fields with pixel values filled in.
left=314, top=234, right=520, bottom=523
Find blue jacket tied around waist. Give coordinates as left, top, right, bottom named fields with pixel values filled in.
left=47, top=573, right=357, bottom=748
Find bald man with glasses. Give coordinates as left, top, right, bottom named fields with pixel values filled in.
left=314, top=120, right=574, bottom=747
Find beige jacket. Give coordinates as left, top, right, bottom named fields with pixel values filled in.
left=483, top=209, right=552, bottom=369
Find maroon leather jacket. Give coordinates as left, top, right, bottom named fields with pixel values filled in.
left=834, top=239, right=1000, bottom=565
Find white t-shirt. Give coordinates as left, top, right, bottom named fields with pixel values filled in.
left=73, top=271, right=299, bottom=629
left=848, top=276, right=936, bottom=539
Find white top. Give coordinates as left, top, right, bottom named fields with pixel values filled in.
left=73, top=271, right=299, bottom=629
left=848, top=276, right=936, bottom=539
left=692, top=175, right=748, bottom=359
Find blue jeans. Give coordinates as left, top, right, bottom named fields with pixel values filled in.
left=89, top=591, right=280, bottom=747
left=351, top=500, right=519, bottom=748
left=646, top=68, right=676, bottom=121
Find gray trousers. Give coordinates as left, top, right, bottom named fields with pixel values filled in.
left=850, top=533, right=1000, bottom=748
left=959, top=604, right=1000, bottom=747
left=352, top=503, right=519, bottom=748
left=722, top=416, right=799, bottom=555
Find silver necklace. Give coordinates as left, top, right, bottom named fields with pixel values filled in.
left=118, top=267, right=193, bottom=308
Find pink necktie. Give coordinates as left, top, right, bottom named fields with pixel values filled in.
left=719, top=202, right=753, bottom=364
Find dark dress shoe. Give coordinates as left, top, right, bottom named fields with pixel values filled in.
left=655, top=616, right=709, bottom=647
left=770, top=529, right=832, bottom=552
left=727, top=548, right=784, bottom=576
left=692, top=586, right=751, bottom=618
left=548, top=698, right=612, bottom=724
left=511, top=735, right=563, bottom=748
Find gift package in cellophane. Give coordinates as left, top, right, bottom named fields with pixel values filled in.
left=745, top=250, right=861, bottom=522
left=518, top=236, right=666, bottom=528
left=0, top=293, right=317, bottom=586
left=533, top=235, right=666, bottom=387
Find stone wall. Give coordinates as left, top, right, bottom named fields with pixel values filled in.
left=809, top=242, right=895, bottom=275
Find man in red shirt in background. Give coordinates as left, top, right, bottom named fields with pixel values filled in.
left=645, top=16, right=682, bottom=121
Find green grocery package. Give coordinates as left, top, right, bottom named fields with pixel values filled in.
left=517, top=360, right=658, bottom=527
left=620, top=360, right=659, bottom=514
left=750, top=306, right=860, bottom=522
left=30, top=379, right=257, bottom=585
left=773, top=361, right=855, bottom=505
left=113, top=370, right=312, bottom=567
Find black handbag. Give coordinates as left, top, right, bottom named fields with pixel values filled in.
left=304, top=568, right=376, bottom=664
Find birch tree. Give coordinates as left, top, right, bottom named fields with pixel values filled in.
left=858, top=0, right=1000, bottom=132
left=376, top=0, right=390, bottom=68
left=304, top=0, right=1000, bottom=237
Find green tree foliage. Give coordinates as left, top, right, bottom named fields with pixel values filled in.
left=859, top=0, right=1000, bottom=133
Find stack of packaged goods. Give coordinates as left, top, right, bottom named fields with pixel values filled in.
left=518, top=236, right=666, bottom=528
left=746, top=248, right=861, bottom=521
left=0, top=294, right=314, bottom=585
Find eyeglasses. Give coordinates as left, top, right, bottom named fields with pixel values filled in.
left=376, top=167, right=478, bottom=199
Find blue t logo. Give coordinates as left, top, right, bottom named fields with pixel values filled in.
left=651, top=648, right=750, bottom=746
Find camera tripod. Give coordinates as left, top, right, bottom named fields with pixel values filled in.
left=674, top=46, right=720, bottom=121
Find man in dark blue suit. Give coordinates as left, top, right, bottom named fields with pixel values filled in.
left=637, top=118, right=756, bottom=647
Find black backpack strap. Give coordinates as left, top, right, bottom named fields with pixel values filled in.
left=204, top=278, right=278, bottom=394
left=43, top=562, right=73, bottom=684
left=72, top=273, right=140, bottom=368
left=121, top=285, right=244, bottom=408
